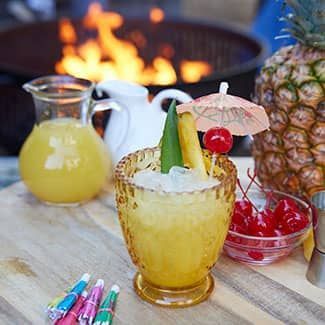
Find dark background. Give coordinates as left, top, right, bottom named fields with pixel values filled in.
left=0, top=0, right=294, bottom=156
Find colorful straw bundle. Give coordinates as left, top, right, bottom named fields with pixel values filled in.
left=46, top=274, right=120, bottom=325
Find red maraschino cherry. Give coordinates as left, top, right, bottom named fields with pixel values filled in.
left=278, top=211, right=309, bottom=234
left=231, top=210, right=248, bottom=230
left=274, top=198, right=299, bottom=221
left=272, top=228, right=285, bottom=237
left=235, top=199, right=253, bottom=217
left=248, top=210, right=276, bottom=236
left=203, top=127, right=233, bottom=153
left=229, top=223, right=247, bottom=234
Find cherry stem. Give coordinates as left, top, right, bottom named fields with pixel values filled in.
left=246, top=168, right=276, bottom=209
left=265, top=193, right=274, bottom=209
left=246, top=168, right=263, bottom=191
left=244, top=168, right=256, bottom=196
left=237, top=178, right=258, bottom=212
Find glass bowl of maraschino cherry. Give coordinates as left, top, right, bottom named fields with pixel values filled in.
left=224, top=171, right=312, bottom=265
left=203, top=127, right=312, bottom=265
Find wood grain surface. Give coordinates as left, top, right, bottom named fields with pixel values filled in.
left=0, top=157, right=324, bottom=325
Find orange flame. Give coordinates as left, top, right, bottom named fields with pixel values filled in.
left=56, top=3, right=212, bottom=85
left=59, top=18, right=77, bottom=44
left=180, top=61, right=213, bottom=83
left=150, top=7, right=165, bottom=23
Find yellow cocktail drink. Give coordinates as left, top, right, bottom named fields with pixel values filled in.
left=115, top=148, right=237, bottom=307
left=130, top=189, right=230, bottom=288
left=19, top=118, right=111, bottom=204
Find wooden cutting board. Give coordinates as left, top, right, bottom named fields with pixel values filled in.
left=0, top=158, right=325, bottom=324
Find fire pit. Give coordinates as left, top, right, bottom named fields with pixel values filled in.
left=0, top=7, right=267, bottom=155
left=0, top=5, right=267, bottom=98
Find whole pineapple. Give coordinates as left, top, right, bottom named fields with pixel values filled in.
left=252, top=0, right=325, bottom=196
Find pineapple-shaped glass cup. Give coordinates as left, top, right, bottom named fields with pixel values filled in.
left=115, top=148, right=237, bottom=307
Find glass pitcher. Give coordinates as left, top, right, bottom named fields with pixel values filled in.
left=19, top=75, right=128, bottom=206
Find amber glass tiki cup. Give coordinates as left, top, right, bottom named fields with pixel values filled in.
left=115, top=148, right=237, bottom=307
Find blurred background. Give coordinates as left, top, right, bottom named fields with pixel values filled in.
left=0, top=0, right=295, bottom=186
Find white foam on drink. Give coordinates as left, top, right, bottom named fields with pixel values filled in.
left=133, top=166, right=219, bottom=192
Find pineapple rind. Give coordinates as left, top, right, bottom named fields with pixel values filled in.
left=253, top=44, right=325, bottom=196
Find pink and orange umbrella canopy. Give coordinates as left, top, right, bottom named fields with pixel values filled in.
left=177, top=82, right=269, bottom=136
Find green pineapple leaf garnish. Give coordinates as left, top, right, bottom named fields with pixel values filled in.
left=160, top=100, right=184, bottom=173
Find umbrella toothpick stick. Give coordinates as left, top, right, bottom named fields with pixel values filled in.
left=219, top=81, right=228, bottom=128
left=219, top=81, right=229, bottom=96
left=208, top=81, right=229, bottom=179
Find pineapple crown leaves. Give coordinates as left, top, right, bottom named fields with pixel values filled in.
left=279, top=0, right=325, bottom=49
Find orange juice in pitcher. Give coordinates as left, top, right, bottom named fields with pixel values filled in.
left=19, top=75, right=128, bottom=205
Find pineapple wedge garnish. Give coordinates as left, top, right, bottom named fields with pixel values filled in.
left=202, top=151, right=226, bottom=178
left=178, top=112, right=207, bottom=180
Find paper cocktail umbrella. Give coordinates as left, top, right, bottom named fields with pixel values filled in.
left=94, top=285, right=120, bottom=325
left=55, top=290, right=88, bottom=325
left=49, top=273, right=91, bottom=321
left=46, top=286, right=71, bottom=312
left=79, top=279, right=104, bottom=324
left=177, top=82, right=269, bottom=136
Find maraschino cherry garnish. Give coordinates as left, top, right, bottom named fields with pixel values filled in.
left=203, top=127, right=233, bottom=154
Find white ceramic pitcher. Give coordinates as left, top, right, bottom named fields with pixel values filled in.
left=96, top=80, right=192, bottom=164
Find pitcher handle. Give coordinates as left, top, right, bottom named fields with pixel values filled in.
left=89, top=98, right=130, bottom=155
left=151, top=89, right=193, bottom=110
